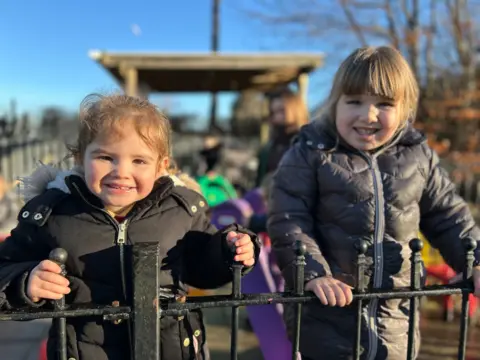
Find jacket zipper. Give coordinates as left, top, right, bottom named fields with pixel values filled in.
left=359, top=154, right=385, bottom=360
left=70, top=183, right=131, bottom=298
left=70, top=182, right=135, bottom=356
left=117, top=221, right=128, bottom=245
left=115, top=220, right=129, bottom=300
left=70, top=183, right=130, bottom=243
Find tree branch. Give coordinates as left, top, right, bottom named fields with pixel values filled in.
left=338, top=0, right=368, bottom=46
left=384, top=0, right=401, bottom=48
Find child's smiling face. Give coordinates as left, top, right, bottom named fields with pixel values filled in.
left=335, top=93, right=400, bottom=151
left=83, top=122, right=167, bottom=216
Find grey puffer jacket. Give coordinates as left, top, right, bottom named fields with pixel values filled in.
left=267, top=121, right=480, bottom=360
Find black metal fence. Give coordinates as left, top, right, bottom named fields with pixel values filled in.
left=0, top=238, right=476, bottom=360
left=0, top=137, right=73, bottom=183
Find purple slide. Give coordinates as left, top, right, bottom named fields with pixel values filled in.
left=243, top=188, right=267, bottom=215
left=210, top=198, right=253, bottom=229
left=242, top=242, right=293, bottom=360
left=210, top=194, right=296, bottom=360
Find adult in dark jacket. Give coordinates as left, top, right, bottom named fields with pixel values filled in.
left=0, top=93, right=260, bottom=360
left=268, top=46, right=480, bottom=360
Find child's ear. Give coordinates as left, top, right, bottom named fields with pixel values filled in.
left=157, top=157, right=170, bottom=176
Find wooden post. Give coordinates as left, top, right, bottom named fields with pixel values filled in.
left=297, top=72, right=309, bottom=108
left=124, top=67, right=138, bottom=97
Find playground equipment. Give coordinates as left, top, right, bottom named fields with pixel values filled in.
left=241, top=232, right=291, bottom=360
left=210, top=188, right=293, bottom=360
left=421, top=234, right=478, bottom=322
left=196, top=172, right=238, bottom=208
left=38, top=340, right=47, bottom=360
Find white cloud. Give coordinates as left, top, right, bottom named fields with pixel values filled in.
left=131, top=24, right=142, bottom=36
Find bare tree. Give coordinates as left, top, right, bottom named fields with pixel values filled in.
left=239, top=0, right=479, bottom=150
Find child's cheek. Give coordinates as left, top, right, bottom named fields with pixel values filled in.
left=84, top=162, right=101, bottom=194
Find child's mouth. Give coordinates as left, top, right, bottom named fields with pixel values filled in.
left=105, top=184, right=135, bottom=192
left=354, top=127, right=380, bottom=136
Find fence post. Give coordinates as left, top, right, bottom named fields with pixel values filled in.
left=291, top=240, right=306, bottom=360
left=353, top=240, right=368, bottom=360
left=407, top=238, right=423, bottom=360
left=50, top=248, right=68, bottom=360
left=229, top=261, right=243, bottom=360
left=132, top=243, right=160, bottom=360
left=457, top=237, right=476, bottom=360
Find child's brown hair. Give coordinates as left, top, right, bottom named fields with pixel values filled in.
left=269, top=89, right=309, bottom=131
left=68, top=93, right=176, bottom=175
left=319, top=46, right=419, bottom=135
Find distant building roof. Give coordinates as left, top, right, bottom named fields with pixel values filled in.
left=89, top=50, right=324, bottom=93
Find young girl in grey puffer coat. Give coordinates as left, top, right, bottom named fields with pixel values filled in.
left=268, top=46, right=480, bottom=360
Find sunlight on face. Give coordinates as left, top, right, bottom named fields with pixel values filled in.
left=335, top=94, right=401, bottom=151
left=83, top=124, right=167, bottom=216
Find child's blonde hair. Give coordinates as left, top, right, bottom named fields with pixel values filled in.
left=269, top=89, right=309, bottom=130
left=68, top=93, right=177, bottom=175
left=320, top=46, right=419, bottom=135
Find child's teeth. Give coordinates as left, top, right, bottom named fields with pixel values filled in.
left=111, top=185, right=131, bottom=190
left=357, top=128, right=376, bottom=135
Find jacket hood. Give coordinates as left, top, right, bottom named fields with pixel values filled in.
left=20, top=164, right=84, bottom=203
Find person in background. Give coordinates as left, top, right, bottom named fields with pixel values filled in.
left=255, top=89, right=309, bottom=187
left=196, top=136, right=238, bottom=208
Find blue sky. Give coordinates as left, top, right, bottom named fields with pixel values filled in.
left=0, top=0, right=332, bottom=127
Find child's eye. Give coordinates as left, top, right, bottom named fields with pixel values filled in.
left=97, top=155, right=112, bottom=161
left=378, top=102, right=394, bottom=108
left=346, top=100, right=360, bottom=105
left=133, top=159, right=147, bottom=165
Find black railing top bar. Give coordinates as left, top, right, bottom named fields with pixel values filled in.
left=0, top=282, right=473, bottom=322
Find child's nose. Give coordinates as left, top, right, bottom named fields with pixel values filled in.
left=360, top=104, right=379, bottom=122
left=113, top=162, right=130, bottom=177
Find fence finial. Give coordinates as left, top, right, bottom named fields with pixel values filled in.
left=294, top=240, right=306, bottom=257
left=354, top=239, right=368, bottom=255
left=409, top=238, right=424, bottom=253
left=463, top=237, right=477, bottom=252
left=49, top=248, right=68, bottom=266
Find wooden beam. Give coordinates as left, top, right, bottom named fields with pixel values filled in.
left=90, top=51, right=324, bottom=93
left=124, top=67, right=138, bottom=97
left=98, top=54, right=321, bottom=71
left=297, top=72, right=309, bottom=107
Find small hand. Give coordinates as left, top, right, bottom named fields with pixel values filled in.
left=226, top=231, right=255, bottom=267
left=305, top=276, right=353, bottom=307
left=27, top=260, right=70, bottom=302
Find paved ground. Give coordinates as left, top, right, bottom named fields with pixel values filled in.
left=0, top=319, right=50, bottom=360
left=202, top=298, right=480, bottom=360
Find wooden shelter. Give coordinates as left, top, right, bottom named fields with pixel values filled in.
left=88, top=50, right=323, bottom=103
